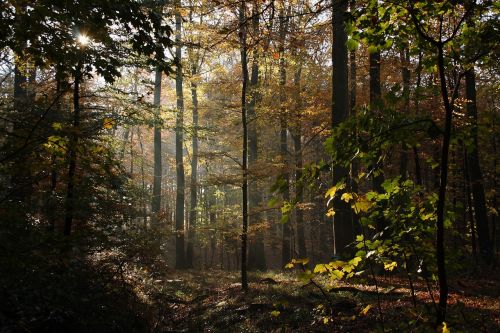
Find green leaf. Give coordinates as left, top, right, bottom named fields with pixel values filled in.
left=271, top=310, right=281, bottom=317
left=268, top=197, right=279, bottom=208
left=367, top=45, right=379, bottom=54
left=347, top=38, right=359, bottom=51
left=349, top=256, right=362, bottom=267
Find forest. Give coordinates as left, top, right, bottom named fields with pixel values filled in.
left=0, top=0, right=498, bottom=332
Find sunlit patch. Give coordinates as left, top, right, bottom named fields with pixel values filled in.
left=77, top=33, right=90, bottom=45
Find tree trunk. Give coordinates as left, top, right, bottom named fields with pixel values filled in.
left=331, top=0, right=352, bottom=254
left=151, top=69, right=162, bottom=224
left=175, top=2, right=186, bottom=268
left=465, top=68, right=492, bottom=263
left=279, top=7, right=291, bottom=267
left=238, top=0, right=249, bottom=290
left=293, top=63, right=306, bottom=259
left=399, top=46, right=410, bottom=179
left=435, top=44, right=451, bottom=324
left=11, top=62, right=32, bottom=206
left=64, top=63, right=81, bottom=236
left=247, top=5, right=266, bottom=271
left=186, top=66, right=199, bottom=268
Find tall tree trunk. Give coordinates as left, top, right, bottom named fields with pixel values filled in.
left=186, top=66, right=199, bottom=268
left=64, top=63, right=82, bottom=235
left=369, top=2, right=384, bottom=193
left=293, top=63, right=306, bottom=259
left=465, top=68, right=492, bottom=263
left=349, top=0, right=361, bottom=237
left=279, top=6, right=291, bottom=267
left=413, top=50, right=423, bottom=186
left=238, top=0, right=249, bottom=290
left=331, top=0, right=352, bottom=254
left=175, top=1, right=186, bottom=268
left=399, top=46, right=410, bottom=179
left=435, top=43, right=451, bottom=324
left=11, top=62, right=32, bottom=206
left=151, top=69, right=162, bottom=224
left=369, top=48, right=384, bottom=192
left=247, top=5, right=266, bottom=270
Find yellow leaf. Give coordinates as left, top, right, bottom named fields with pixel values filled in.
left=341, top=192, right=354, bottom=202
left=384, top=261, right=397, bottom=271
left=325, top=186, right=338, bottom=199
left=352, top=197, right=372, bottom=214
left=323, top=316, right=329, bottom=324
left=293, top=258, right=309, bottom=265
left=326, top=208, right=335, bottom=217
left=271, top=310, right=280, bottom=317
left=314, top=264, right=328, bottom=274
left=330, top=269, right=344, bottom=280
left=52, top=122, right=62, bottom=131
left=285, top=263, right=294, bottom=269
left=360, top=304, right=372, bottom=316
left=442, top=322, right=450, bottom=333
left=103, top=117, right=116, bottom=129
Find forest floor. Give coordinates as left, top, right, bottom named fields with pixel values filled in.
left=144, top=268, right=500, bottom=332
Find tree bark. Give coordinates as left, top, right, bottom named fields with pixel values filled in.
left=186, top=66, right=199, bottom=268
left=331, top=0, right=352, bottom=254
left=399, top=46, right=410, bottom=179
left=151, top=69, right=162, bottom=224
left=247, top=4, right=266, bottom=270
left=293, top=63, right=306, bottom=259
left=465, top=68, right=492, bottom=263
left=435, top=44, right=450, bottom=324
left=175, top=1, right=186, bottom=268
left=238, top=0, right=249, bottom=290
left=64, top=63, right=81, bottom=236
left=279, top=6, right=292, bottom=267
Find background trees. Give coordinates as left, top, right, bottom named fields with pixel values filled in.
left=0, top=0, right=498, bottom=331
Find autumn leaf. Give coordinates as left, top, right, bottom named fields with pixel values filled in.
left=360, top=304, right=372, bottom=316
left=384, top=261, right=397, bottom=271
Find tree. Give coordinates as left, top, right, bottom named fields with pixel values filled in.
left=151, top=69, right=162, bottom=224
left=175, top=0, right=186, bottom=269
left=331, top=0, right=352, bottom=254
left=238, top=0, right=250, bottom=290
left=465, top=66, right=492, bottom=263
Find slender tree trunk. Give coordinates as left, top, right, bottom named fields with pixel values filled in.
left=465, top=68, right=492, bottom=263
left=400, top=46, right=410, bottom=179
left=464, top=150, right=478, bottom=261
left=175, top=1, right=186, bottom=268
left=238, top=0, right=249, bottom=290
left=64, top=63, right=81, bottom=236
left=247, top=4, right=266, bottom=270
left=413, top=50, right=423, bottom=187
left=368, top=2, right=384, bottom=193
left=186, top=66, right=199, bottom=268
left=435, top=44, right=451, bottom=324
left=293, top=63, right=306, bottom=258
left=349, top=0, right=361, bottom=237
left=152, top=70, right=162, bottom=224
left=369, top=50, right=384, bottom=192
left=331, top=0, right=352, bottom=254
left=279, top=7, right=291, bottom=267
left=11, top=62, right=32, bottom=206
